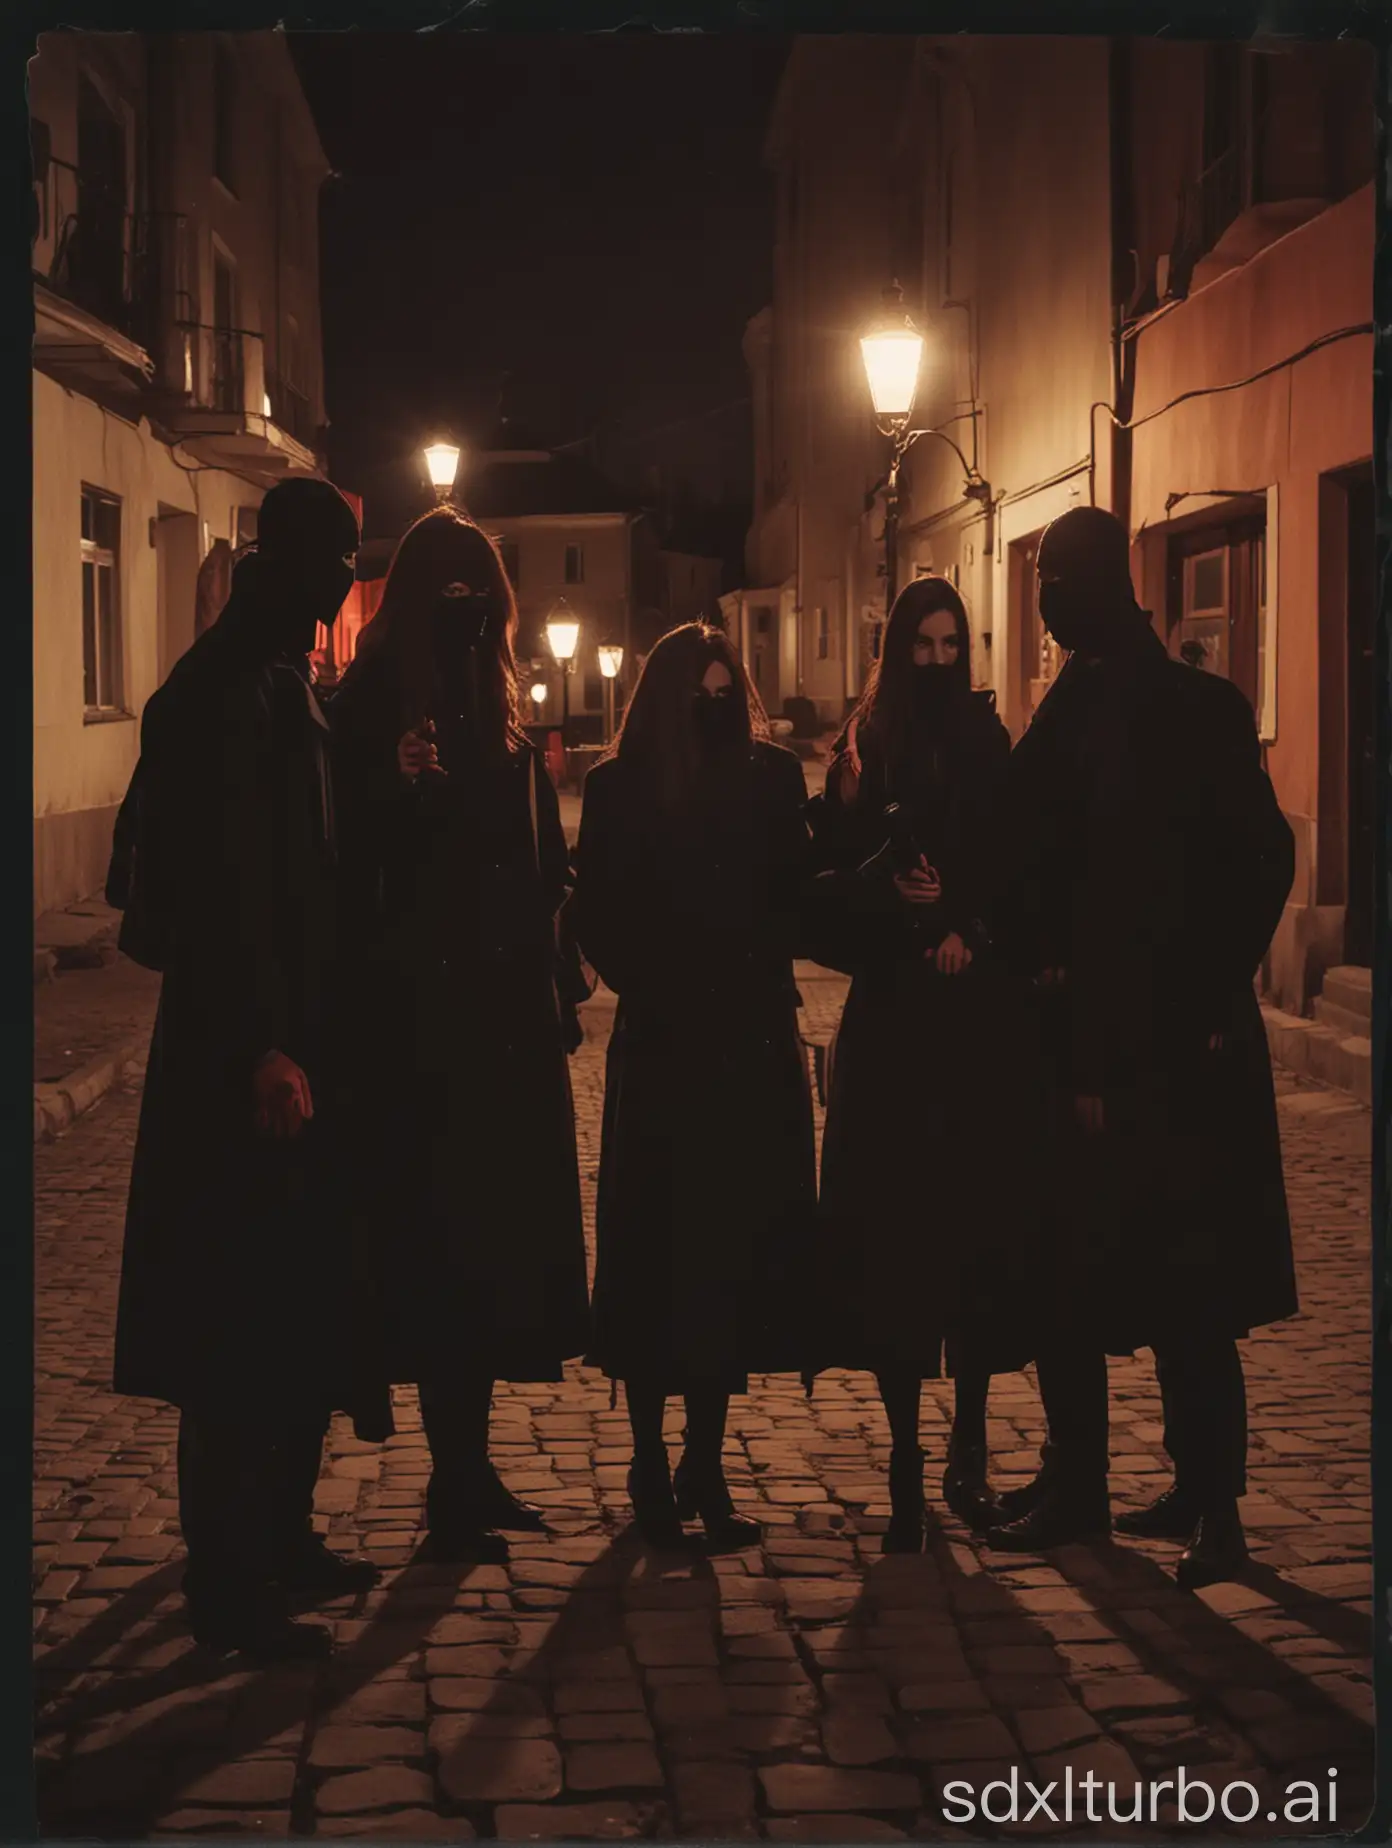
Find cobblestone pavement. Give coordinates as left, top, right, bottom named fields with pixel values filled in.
left=35, top=968, right=1375, bottom=1840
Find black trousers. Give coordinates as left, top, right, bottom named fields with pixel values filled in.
left=418, top=1378, right=492, bottom=1534
left=176, top=1404, right=329, bottom=1627
left=1034, top=1345, right=1110, bottom=1488
left=1153, top=1336, right=1248, bottom=1505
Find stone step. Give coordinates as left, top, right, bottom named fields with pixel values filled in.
left=1314, top=994, right=1371, bottom=1040
left=1320, top=964, right=1372, bottom=1025
left=1262, top=1006, right=1371, bottom=1108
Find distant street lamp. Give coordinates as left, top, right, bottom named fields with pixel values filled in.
left=423, top=440, right=462, bottom=503
left=597, top=643, right=624, bottom=743
left=859, top=283, right=990, bottom=609
left=546, top=598, right=581, bottom=750
left=529, top=680, right=549, bottom=712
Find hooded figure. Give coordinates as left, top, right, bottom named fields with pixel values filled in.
left=802, top=576, right=1042, bottom=1553
left=112, top=477, right=385, bottom=1663
left=987, top=505, right=1296, bottom=1590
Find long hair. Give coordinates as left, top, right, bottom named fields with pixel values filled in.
left=352, top=505, right=526, bottom=752
left=610, top=621, right=770, bottom=802
left=838, top=574, right=974, bottom=766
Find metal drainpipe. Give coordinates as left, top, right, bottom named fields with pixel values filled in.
left=1108, top=36, right=1137, bottom=533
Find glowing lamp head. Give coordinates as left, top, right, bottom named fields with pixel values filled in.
left=597, top=644, right=624, bottom=680
left=262, top=389, right=273, bottom=418
left=529, top=681, right=548, bottom=707
left=860, top=283, right=924, bottom=422
left=423, top=441, right=462, bottom=493
left=546, top=600, right=580, bottom=663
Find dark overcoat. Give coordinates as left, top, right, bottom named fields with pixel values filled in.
left=1004, top=619, right=1298, bottom=1351
left=566, top=743, right=818, bottom=1392
left=328, top=649, right=590, bottom=1386
left=113, top=579, right=375, bottom=1420
left=806, top=693, right=1043, bottom=1378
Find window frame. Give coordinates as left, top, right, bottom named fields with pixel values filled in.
left=564, top=543, right=585, bottom=586
left=80, top=486, right=127, bottom=721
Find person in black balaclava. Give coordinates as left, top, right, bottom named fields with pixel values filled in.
left=800, top=576, right=1042, bottom=1552
left=987, top=505, right=1297, bottom=1589
left=112, top=475, right=385, bottom=1662
left=328, top=508, right=590, bottom=1562
left=565, top=622, right=817, bottom=1553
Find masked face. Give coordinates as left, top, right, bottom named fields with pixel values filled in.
left=431, top=581, right=496, bottom=687
left=693, top=686, right=743, bottom=751
left=258, top=546, right=358, bottom=658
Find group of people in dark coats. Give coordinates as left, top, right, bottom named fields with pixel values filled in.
left=109, top=479, right=1298, bottom=1662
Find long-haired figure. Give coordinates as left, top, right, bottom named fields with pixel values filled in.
left=329, top=507, right=590, bottom=1557
left=809, top=576, right=1037, bottom=1552
left=566, top=623, right=816, bottom=1551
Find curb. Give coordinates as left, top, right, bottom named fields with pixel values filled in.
left=1262, top=1005, right=1372, bottom=1108
left=34, top=1034, right=149, bottom=1143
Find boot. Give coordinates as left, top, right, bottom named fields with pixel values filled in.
left=1114, top=1483, right=1202, bottom=1541
left=986, top=1473, right=1110, bottom=1551
left=275, top=1532, right=381, bottom=1599
left=991, top=1442, right=1060, bottom=1522
left=1175, top=1503, right=1249, bottom=1590
left=941, top=1436, right=1004, bottom=1534
left=673, top=1454, right=762, bottom=1553
left=189, top=1583, right=334, bottom=1662
left=628, top=1455, right=691, bottom=1551
left=883, top=1446, right=925, bottom=1554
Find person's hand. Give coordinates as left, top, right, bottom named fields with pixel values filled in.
left=253, top=1050, right=313, bottom=1139
left=893, top=857, right=943, bottom=906
left=929, top=930, right=973, bottom=976
left=1074, top=1093, right=1105, bottom=1135
left=398, top=723, right=442, bottom=781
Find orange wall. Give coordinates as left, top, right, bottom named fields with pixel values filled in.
left=1129, top=184, right=1373, bottom=859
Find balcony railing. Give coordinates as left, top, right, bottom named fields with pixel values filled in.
left=33, top=155, right=157, bottom=342
left=266, top=370, right=317, bottom=448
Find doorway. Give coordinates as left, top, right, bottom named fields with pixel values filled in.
left=1165, top=512, right=1265, bottom=709
left=1345, top=468, right=1375, bottom=966
left=155, top=507, right=200, bottom=685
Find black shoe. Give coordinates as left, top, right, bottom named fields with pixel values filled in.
left=941, top=1437, right=1004, bottom=1534
left=628, top=1457, right=691, bottom=1551
left=883, top=1445, right=925, bottom=1554
left=276, top=1535, right=381, bottom=1599
left=420, top=1525, right=511, bottom=1565
left=672, top=1455, right=762, bottom=1553
left=192, top=1608, right=334, bottom=1662
left=992, top=1442, right=1060, bottom=1521
left=986, top=1486, right=1110, bottom=1551
left=1114, top=1484, right=1202, bottom=1541
left=1175, top=1505, right=1249, bottom=1590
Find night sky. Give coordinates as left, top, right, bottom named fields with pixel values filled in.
left=288, top=33, right=790, bottom=541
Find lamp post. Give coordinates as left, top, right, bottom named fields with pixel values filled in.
left=545, top=597, right=581, bottom=752
left=597, top=643, right=624, bottom=744
left=858, top=283, right=991, bottom=611
left=423, top=440, right=462, bottom=504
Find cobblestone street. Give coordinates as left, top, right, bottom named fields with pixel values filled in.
left=34, top=969, right=1375, bottom=1840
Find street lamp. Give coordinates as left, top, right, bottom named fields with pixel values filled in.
left=423, top=440, right=462, bottom=503
left=597, top=643, right=624, bottom=743
left=546, top=598, right=581, bottom=750
left=859, top=283, right=991, bottom=610
left=529, top=680, right=549, bottom=711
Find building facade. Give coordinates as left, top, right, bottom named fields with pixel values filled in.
left=31, top=31, right=333, bottom=915
left=733, top=31, right=1374, bottom=1010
